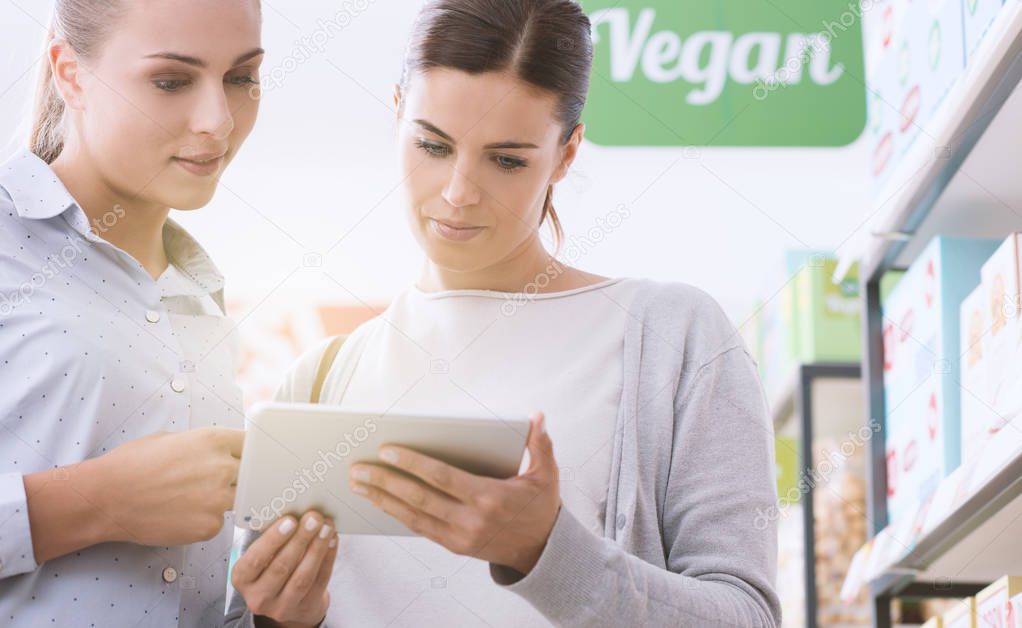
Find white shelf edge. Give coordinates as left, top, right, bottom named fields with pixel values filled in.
left=861, top=430, right=1022, bottom=588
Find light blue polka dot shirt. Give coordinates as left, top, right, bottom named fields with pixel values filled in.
left=0, top=149, right=245, bottom=626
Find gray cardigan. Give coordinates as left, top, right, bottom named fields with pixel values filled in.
left=225, top=280, right=781, bottom=627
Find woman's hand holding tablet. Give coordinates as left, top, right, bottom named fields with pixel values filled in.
left=230, top=510, right=337, bottom=628
left=233, top=403, right=532, bottom=537
left=349, top=412, right=561, bottom=576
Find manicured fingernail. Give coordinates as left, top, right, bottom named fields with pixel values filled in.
left=351, top=466, right=370, bottom=482
left=351, top=483, right=369, bottom=495
left=319, top=524, right=333, bottom=539
left=379, top=448, right=398, bottom=464
left=305, top=517, right=320, bottom=532
left=328, top=537, right=337, bottom=549
left=278, top=518, right=296, bottom=535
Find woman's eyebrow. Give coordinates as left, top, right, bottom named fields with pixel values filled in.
left=143, top=48, right=265, bottom=68
left=414, top=119, right=455, bottom=142
left=484, top=140, right=539, bottom=150
left=413, top=119, right=539, bottom=149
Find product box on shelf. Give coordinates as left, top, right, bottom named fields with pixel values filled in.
left=944, top=597, right=977, bottom=628
left=792, top=257, right=862, bottom=363
left=1009, top=591, right=1022, bottom=628
left=882, top=236, right=1000, bottom=523
left=864, top=0, right=906, bottom=189
left=963, top=0, right=1008, bottom=62
left=898, top=0, right=967, bottom=144
left=980, top=233, right=1022, bottom=428
left=866, top=0, right=967, bottom=191
left=976, top=576, right=1022, bottom=628
left=959, top=285, right=1000, bottom=466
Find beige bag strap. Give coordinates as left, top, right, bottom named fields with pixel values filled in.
left=310, top=335, right=347, bottom=404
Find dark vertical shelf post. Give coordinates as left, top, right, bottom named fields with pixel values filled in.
left=862, top=272, right=892, bottom=628
left=793, top=363, right=861, bottom=628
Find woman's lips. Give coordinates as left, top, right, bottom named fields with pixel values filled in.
left=172, top=154, right=225, bottom=177
left=429, top=218, right=486, bottom=242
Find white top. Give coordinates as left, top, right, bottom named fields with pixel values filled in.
left=0, top=149, right=244, bottom=627
left=278, top=277, right=643, bottom=627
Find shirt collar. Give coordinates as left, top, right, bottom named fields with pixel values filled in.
left=162, top=219, right=225, bottom=298
left=0, top=148, right=225, bottom=300
left=0, top=148, right=77, bottom=220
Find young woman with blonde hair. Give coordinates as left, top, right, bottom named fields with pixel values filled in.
left=1, top=2, right=331, bottom=626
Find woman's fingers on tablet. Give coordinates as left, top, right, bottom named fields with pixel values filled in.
left=351, top=463, right=458, bottom=521
left=231, top=515, right=299, bottom=587
left=254, top=511, right=325, bottom=597
left=283, top=517, right=336, bottom=603
left=375, top=445, right=479, bottom=497
left=306, top=531, right=338, bottom=602
left=357, top=481, right=448, bottom=538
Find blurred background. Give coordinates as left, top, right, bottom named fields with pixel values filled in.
left=3, top=1, right=1022, bottom=627
left=0, top=0, right=872, bottom=402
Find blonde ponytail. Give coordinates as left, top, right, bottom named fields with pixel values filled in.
left=30, top=32, right=66, bottom=164
left=26, top=0, right=130, bottom=163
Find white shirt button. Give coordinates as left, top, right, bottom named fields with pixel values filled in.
left=161, top=566, right=177, bottom=583
left=145, top=310, right=160, bottom=324
left=170, top=376, right=186, bottom=393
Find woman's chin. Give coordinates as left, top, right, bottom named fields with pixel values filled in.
left=162, top=187, right=218, bottom=211
left=423, top=245, right=489, bottom=275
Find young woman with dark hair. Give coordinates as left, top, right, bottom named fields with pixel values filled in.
left=231, top=1, right=781, bottom=625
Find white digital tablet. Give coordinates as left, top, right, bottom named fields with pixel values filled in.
left=233, top=402, right=530, bottom=536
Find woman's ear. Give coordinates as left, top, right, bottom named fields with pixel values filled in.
left=550, top=123, right=585, bottom=184
left=393, top=83, right=402, bottom=118
left=49, top=39, right=85, bottom=111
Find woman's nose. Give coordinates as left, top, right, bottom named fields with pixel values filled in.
left=441, top=161, right=483, bottom=208
left=191, top=83, right=235, bottom=140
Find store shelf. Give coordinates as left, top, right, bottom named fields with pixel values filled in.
left=836, top=2, right=1022, bottom=284
left=848, top=8, right=1022, bottom=626
left=771, top=363, right=862, bottom=628
left=870, top=436, right=1022, bottom=596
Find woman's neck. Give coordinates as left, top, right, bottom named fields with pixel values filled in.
left=50, top=145, right=170, bottom=281
left=417, top=234, right=606, bottom=293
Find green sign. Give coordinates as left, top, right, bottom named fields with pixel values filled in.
left=580, top=1, right=867, bottom=146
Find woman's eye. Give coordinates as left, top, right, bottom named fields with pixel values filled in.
left=494, top=155, right=525, bottom=172
left=226, top=75, right=259, bottom=87
left=153, top=79, right=191, bottom=92
left=416, top=139, right=450, bottom=158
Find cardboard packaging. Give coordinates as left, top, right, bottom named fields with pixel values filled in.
left=980, top=234, right=1022, bottom=428
left=1008, top=591, right=1022, bottom=628
left=945, top=597, right=977, bottom=628
left=960, top=285, right=1000, bottom=465
left=976, top=576, right=1022, bottom=628
left=882, top=236, right=999, bottom=523
left=792, top=257, right=862, bottom=363
left=963, top=0, right=1008, bottom=62
left=866, top=0, right=967, bottom=191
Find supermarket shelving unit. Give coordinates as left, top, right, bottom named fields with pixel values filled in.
left=836, top=4, right=1022, bottom=627
left=771, top=363, right=862, bottom=628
